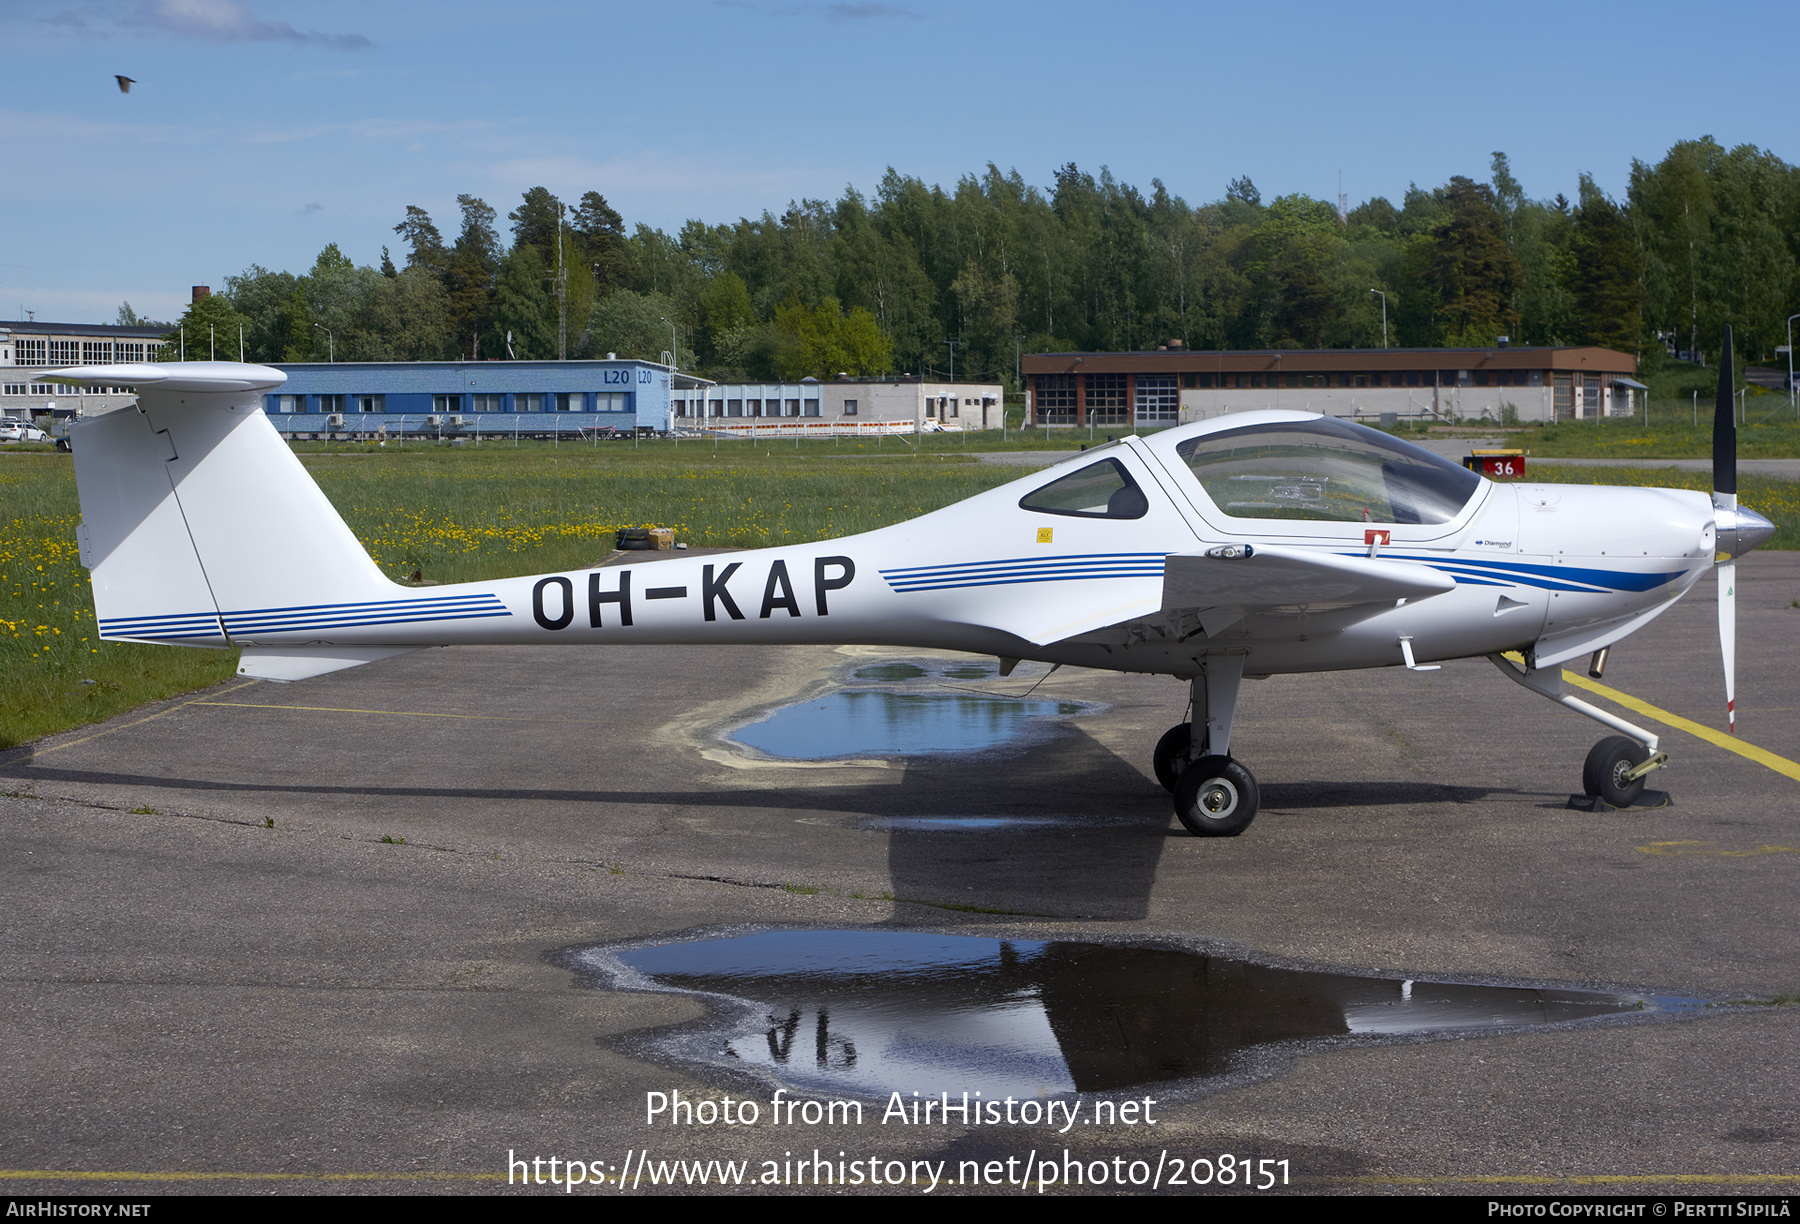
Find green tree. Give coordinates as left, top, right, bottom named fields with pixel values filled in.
left=492, top=245, right=554, bottom=359
left=447, top=195, right=501, bottom=358
left=1428, top=177, right=1521, bottom=345
left=222, top=265, right=299, bottom=362
left=158, top=291, right=251, bottom=361
left=1239, top=194, right=1341, bottom=348
left=393, top=204, right=449, bottom=279
left=276, top=244, right=383, bottom=361
left=835, top=305, right=892, bottom=375
left=1632, top=139, right=1720, bottom=361
left=697, top=270, right=756, bottom=366
left=950, top=258, right=1019, bottom=377
left=508, top=187, right=562, bottom=262
left=115, top=301, right=164, bottom=327
left=584, top=290, right=682, bottom=362
left=771, top=296, right=891, bottom=378
left=573, top=191, right=632, bottom=294
left=1510, top=196, right=1576, bottom=346
left=360, top=266, right=454, bottom=360
left=1571, top=174, right=1642, bottom=352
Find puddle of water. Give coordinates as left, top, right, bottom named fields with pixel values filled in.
left=852, top=662, right=930, bottom=682
left=731, top=691, right=1085, bottom=760
left=611, top=931, right=1698, bottom=1098
left=852, top=660, right=1000, bottom=683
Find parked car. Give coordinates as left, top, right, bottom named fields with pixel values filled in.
left=0, top=419, right=50, bottom=443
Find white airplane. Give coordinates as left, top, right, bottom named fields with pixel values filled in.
left=46, top=331, right=1772, bottom=837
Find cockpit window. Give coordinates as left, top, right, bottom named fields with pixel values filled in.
left=1175, top=419, right=1481, bottom=525
left=1019, top=458, right=1149, bottom=519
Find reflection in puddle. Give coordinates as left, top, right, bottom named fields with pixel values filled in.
left=852, top=662, right=930, bottom=682
left=732, top=691, right=1084, bottom=760
left=852, top=660, right=999, bottom=683
left=611, top=931, right=1699, bottom=1098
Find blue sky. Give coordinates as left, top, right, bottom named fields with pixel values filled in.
left=2, top=0, right=1792, bottom=323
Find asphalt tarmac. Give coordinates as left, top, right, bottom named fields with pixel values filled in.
left=3, top=554, right=1797, bottom=1196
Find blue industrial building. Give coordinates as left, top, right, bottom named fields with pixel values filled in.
left=263, top=359, right=706, bottom=436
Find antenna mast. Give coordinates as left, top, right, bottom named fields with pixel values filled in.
left=557, top=201, right=568, bottom=361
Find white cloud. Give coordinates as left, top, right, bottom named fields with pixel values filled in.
left=31, top=0, right=374, bottom=49
left=141, top=0, right=372, bottom=48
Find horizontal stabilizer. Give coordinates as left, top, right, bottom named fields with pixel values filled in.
left=1163, top=545, right=1455, bottom=611
left=238, top=645, right=426, bottom=682
left=44, top=362, right=285, bottom=415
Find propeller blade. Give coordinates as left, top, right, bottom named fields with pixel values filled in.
left=1713, top=325, right=1737, bottom=734
left=1718, top=561, right=1736, bottom=735
left=1714, top=324, right=1736, bottom=502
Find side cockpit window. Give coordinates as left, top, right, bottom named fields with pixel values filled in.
left=1175, top=420, right=1480, bottom=525
left=1019, top=458, right=1149, bottom=520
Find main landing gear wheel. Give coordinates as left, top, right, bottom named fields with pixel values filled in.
left=1174, top=755, right=1259, bottom=837
left=1153, top=723, right=1193, bottom=793
left=1583, top=736, right=1649, bottom=808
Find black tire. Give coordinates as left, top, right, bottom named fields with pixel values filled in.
left=1583, top=736, right=1648, bottom=807
left=1152, top=723, right=1192, bottom=793
left=1173, top=755, right=1259, bottom=837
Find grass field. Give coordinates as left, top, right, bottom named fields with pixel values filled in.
left=4, top=437, right=1798, bottom=749
left=1501, top=404, right=1800, bottom=460
left=2, top=454, right=244, bottom=750
left=300, top=441, right=1025, bottom=584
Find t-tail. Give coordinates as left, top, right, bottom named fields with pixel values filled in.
left=54, top=362, right=430, bottom=680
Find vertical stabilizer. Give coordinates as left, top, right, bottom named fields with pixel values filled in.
left=73, top=401, right=228, bottom=644
left=58, top=362, right=401, bottom=646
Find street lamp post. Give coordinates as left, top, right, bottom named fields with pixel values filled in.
left=1785, top=313, right=1799, bottom=417
left=1369, top=290, right=1388, bottom=349
left=313, top=323, right=334, bottom=363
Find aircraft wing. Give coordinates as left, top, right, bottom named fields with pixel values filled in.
left=958, top=545, right=1457, bottom=650
left=1162, top=545, right=1456, bottom=612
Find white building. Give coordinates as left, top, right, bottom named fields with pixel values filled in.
left=672, top=375, right=1004, bottom=431
left=1, top=319, right=167, bottom=424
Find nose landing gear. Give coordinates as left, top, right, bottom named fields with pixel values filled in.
left=1490, top=653, right=1672, bottom=811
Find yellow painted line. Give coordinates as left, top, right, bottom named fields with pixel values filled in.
left=0, top=1169, right=501, bottom=1183
left=16, top=680, right=261, bottom=758
left=1637, top=840, right=1799, bottom=857
left=1561, top=669, right=1800, bottom=783
left=194, top=701, right=577, bottom=723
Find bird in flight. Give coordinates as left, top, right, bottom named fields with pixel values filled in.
left=115, top=76, right=136, bottom=93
